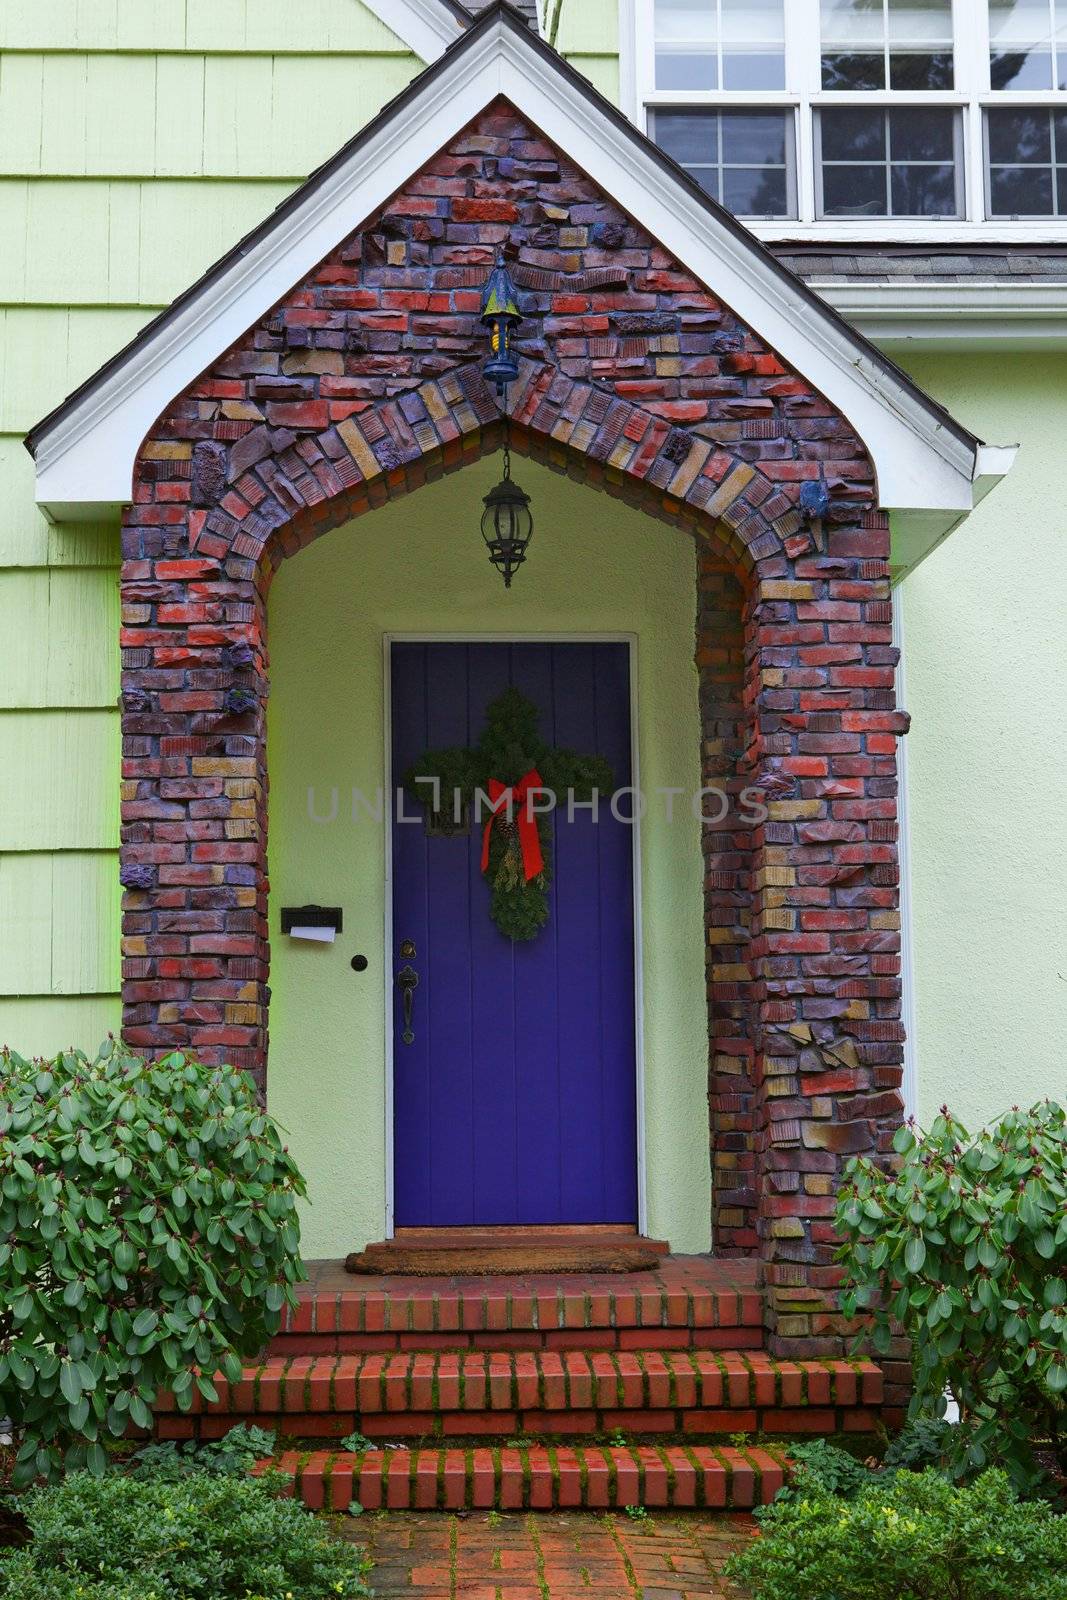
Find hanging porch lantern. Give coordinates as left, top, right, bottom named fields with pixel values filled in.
left=480, top=435, right=533, bottom=588
left=479, top=252, right=523, bottom=391
left=478, top=252, right=533, bottom=587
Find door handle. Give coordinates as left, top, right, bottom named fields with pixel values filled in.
left=396, top=964, right=419, bottom=1045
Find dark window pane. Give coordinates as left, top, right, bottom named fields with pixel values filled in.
left=654, top=112, right=719, bottom=168
left=822, top=163, right=888, bottom=216
left=989, top=164, right=1055, bottom=213
left=990, top=48, right=1054, bottom=87
left=1054, top=111, right=1067, bottom=151
left=686, top=167, right=724, bottom=202
left=655, top=50, right=719, bottom=89
left=987, top=108, right=1052, bottom=164
left=1057, top=167, right=1067, bottom=211
left=821, top=50, right=886, bottom=88
left=721, top=112, right=787, bottom=164
left=820, top=108, right=887, bottom=162
left=722, top=49, right=786, bottom=88
left=889, top=50, right=954, bottom=88
left=722, top=165, right=789, bottom=215
left=890, top=162, right=958, bottom=215
left=889, top=108, right=955, bottom=162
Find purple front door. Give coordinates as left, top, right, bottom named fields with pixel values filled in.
left=390, top=641, right=638, bottom=1227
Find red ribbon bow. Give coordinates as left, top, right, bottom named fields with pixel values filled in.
left=481, top=768, right=545, bottom=883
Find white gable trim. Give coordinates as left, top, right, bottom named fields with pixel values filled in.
left=28, top=11, right=1010, bottom=530
left=358, top=0, right=464, bottom=62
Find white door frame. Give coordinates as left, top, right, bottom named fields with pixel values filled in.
left=382, top=632, right=648, bottom=1237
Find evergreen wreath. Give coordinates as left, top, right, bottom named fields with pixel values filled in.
left=404, top=687, right=614, bottom=941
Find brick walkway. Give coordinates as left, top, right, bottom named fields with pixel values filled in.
left=347, top=1509, right=756, bottom=1598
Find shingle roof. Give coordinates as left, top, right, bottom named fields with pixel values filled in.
left=769, top=242, right=1067, bottom=285
left=453, top=0, right=539, bottom=28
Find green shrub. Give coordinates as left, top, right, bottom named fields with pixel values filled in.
left=0, top=1042, right=306, bottom=1484
left=0, top=1469, right=371, bottom=1600
left=726, top=1468, right=1067, bottom=1600
left=836, top=1101, right=1067, bottom=1487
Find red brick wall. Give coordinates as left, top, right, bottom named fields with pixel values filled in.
left=119, top=101, right=905, bottom=1352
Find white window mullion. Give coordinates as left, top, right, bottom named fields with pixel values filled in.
left=619, top=0, right=640, bottom=125
left=635, top=0, right=656, bottom=133
left=790, top=0, right=822, bottom=223
left=957, top=0, right=988, bottom=220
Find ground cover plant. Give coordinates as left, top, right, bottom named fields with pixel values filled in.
left=836, top=1100, right=1067, bottom=1488
left=0, top=1042, right=306, bottom=1483
left=128, top=1423, right=278, bottom=1479
left=0, top=1467, right=372, bottom=1600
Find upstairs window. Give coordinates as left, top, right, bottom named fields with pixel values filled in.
left=989, top=0, right=1067, bottom=89
left=654, top=0, right=786, bottom=90
left=653, top=108, right=796, bottom=213
left=817, top=106, right=963, bottom=216
left=636, top=0, right=1067, bottom=227
left=986, top=106, right=1067, bottom=212
left=820, top=0, right=955, bottom=90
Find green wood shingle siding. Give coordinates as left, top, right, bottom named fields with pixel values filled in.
left=0, top=0, right=411, bottom=53
left=0, top=569, right=118, bottom=707
left=0, top=180, right=295, bottom=306
left=545, top=0, right=619, bottom=101
left=0, top=852, right=120, bottom=995
left=0, top=710, right=119, bottom=849
left=0, top=53, right=417, bottom=177
left=0, top=996, right=121, bottom=1055
left=0, top=1, right=422, bottom=1054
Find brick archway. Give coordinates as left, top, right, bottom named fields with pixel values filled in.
left=119, top=101, right=906, bottom=1356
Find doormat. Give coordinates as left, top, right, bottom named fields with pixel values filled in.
left=345, top=1236, right=665, bottom=1276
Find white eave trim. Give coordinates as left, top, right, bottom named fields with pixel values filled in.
left=810, top=278, right=1067, bottom=349
left=358, top=0, right=465, bottom=62
left=29, top=13, right=1005, bottom=529
left=973, top=443, right=1020, bottom=503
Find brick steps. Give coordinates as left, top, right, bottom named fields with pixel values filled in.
left=263, top=1442, right=790, bottom=1511
left=272, top=1257, right=762, bottom=1356
left=155, top=1349, right=882, bottom=1440
left=149, top=1261, right=892, bottom=1504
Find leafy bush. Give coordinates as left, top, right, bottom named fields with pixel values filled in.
left=726, top=1468, right=1067, bottom=1600
left=0, top=1469, right=371, bottom=1599
left=836, top=1101, right=1067, bottom=1486
left=129, top=1423, right=277, bottom=1479
left=0, top=1042, right=306, bottom=1484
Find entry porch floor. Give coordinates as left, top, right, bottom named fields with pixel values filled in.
left=285, top=1254, right=764, bottom=1351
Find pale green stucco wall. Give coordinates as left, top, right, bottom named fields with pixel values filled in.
left=267, top=455, right=711, bottom=1259
left=895, top=353, right=1067, bottom=1132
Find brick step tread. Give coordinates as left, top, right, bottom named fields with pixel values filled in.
left=163, top=1404, right=878, bottom=1442
left=269, top=1325, right=765, bottom=1355
left=264, top=1442, right=790, bottom=1510
left=157, top=1350, right=882, bottom=1416
left=280, top=1277, right=761, bottom=1341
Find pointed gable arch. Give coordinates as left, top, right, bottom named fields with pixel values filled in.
left=26, top=4, right=1010, bottom=557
